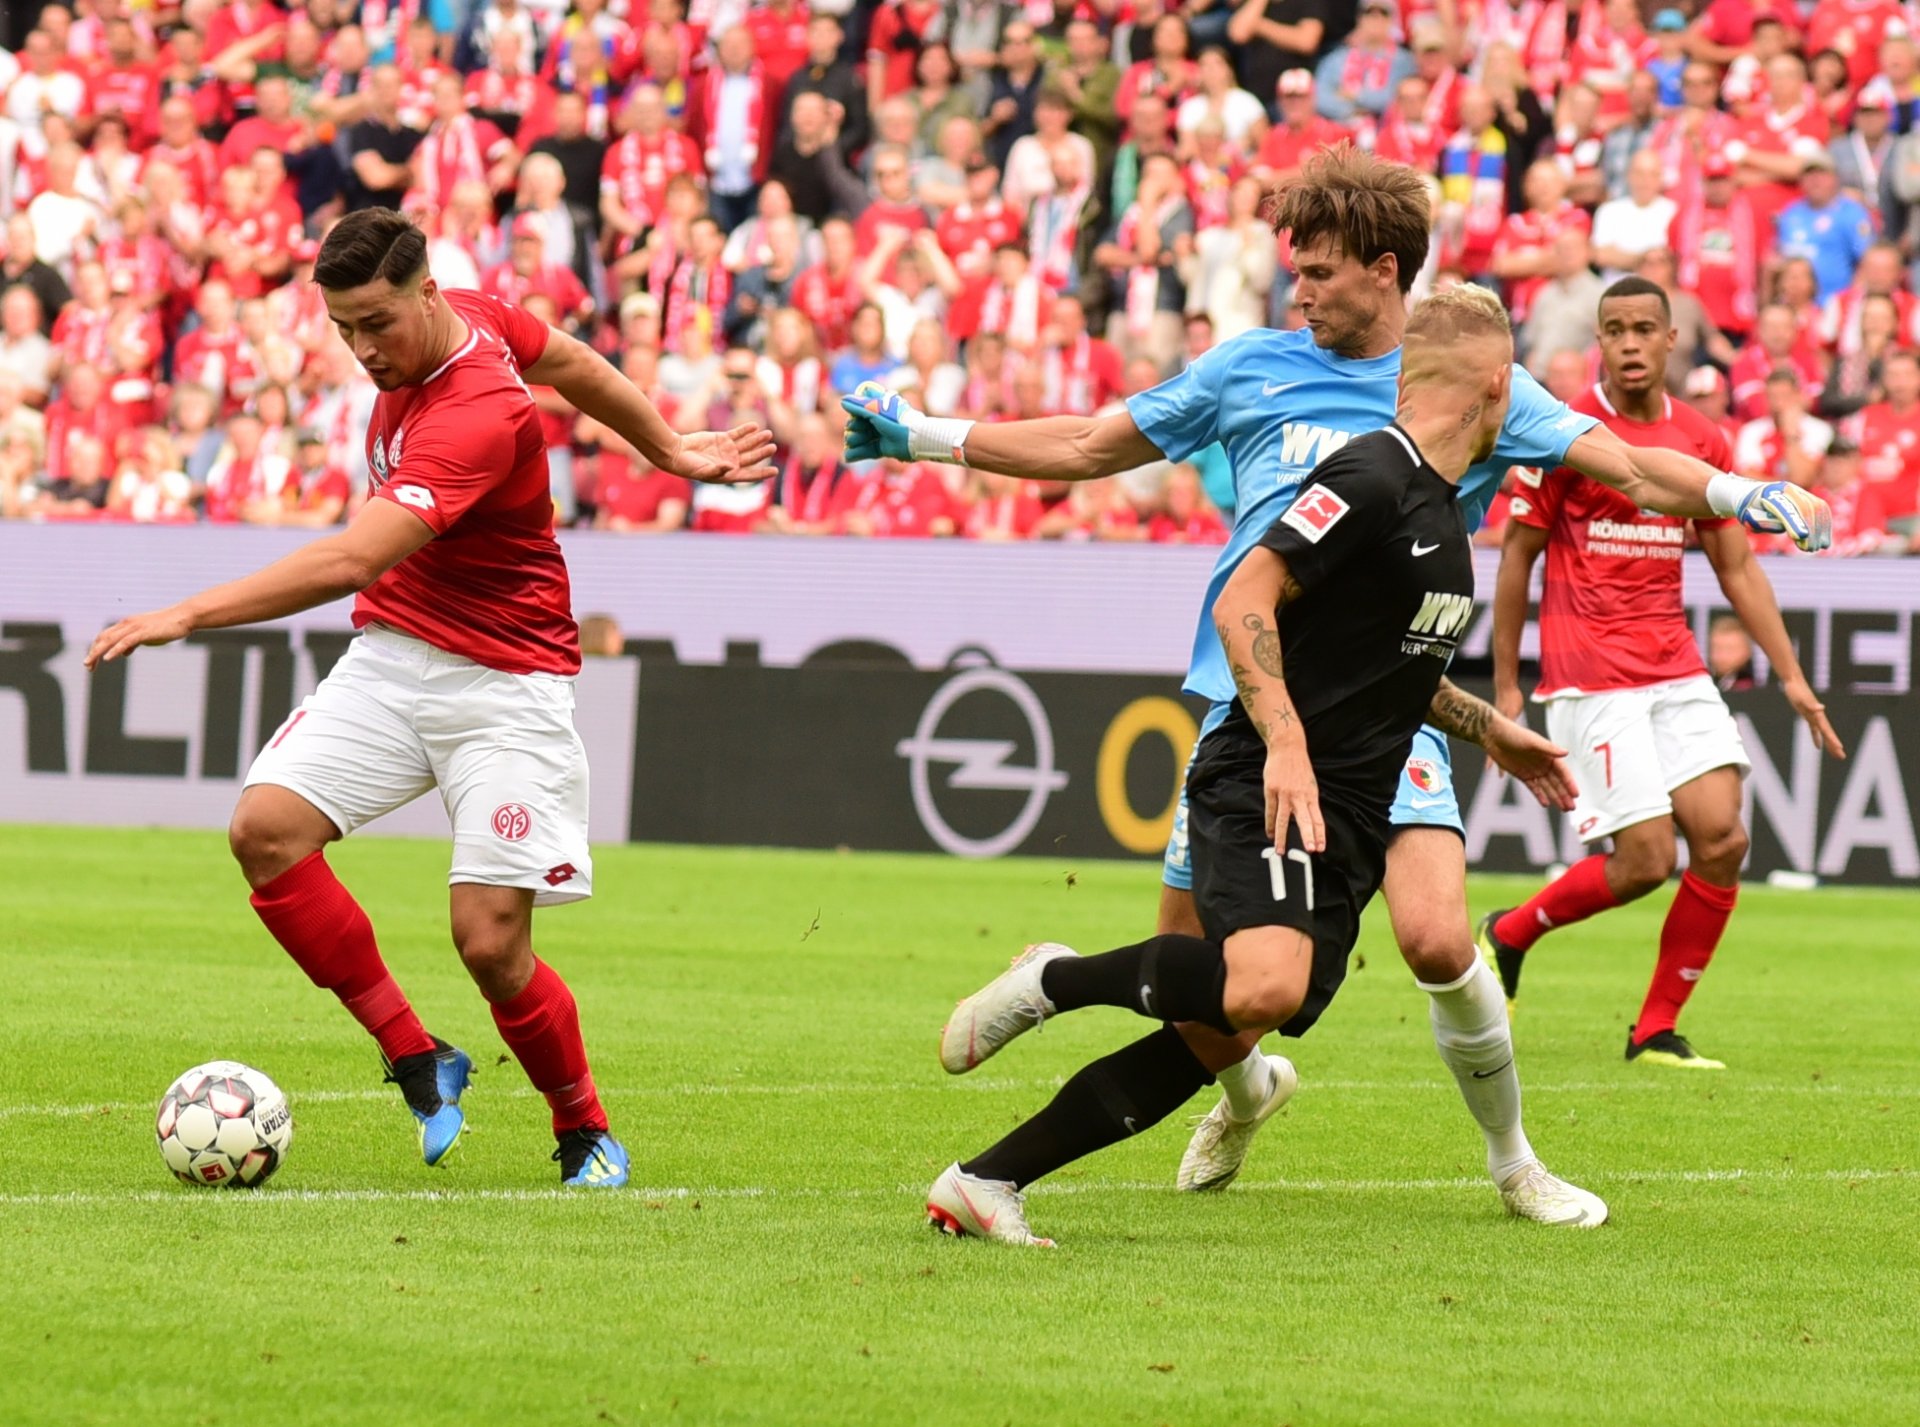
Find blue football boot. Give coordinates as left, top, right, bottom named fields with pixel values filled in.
left=383, top=1037, right=471, bottom=1167
left=554, top=1127, right=629, bottom=1188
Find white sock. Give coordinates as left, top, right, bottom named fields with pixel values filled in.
left=1419, top=957, right=1536, bottom=1185
left=1215, top=1048, right=1274, bottom=1122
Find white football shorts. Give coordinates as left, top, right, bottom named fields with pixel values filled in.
left=245, top=624, right=593, bottom=906
left=1541, top=674, right=1751, bottom=845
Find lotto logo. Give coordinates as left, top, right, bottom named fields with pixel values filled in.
left=544, top=863, right=578, bottom=887
left=1278, top=485, right=1349, bottom=544
left=492, top=803, right=533, bottom=841
left=392, top=484, right=436, bottom=512
left=1579, top=816, right=1600, bottom=838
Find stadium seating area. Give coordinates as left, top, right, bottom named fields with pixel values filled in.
left=0, top=0, right=1911, bottom=551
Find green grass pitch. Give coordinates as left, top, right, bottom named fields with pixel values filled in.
left=2, top=825, right=1916, bottom=1427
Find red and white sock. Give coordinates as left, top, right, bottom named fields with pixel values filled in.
left=489, top=958, right=608, bottom=1135
left=1635, top=871, right=1738, bottom=1041
left=1494, top=854, right=1620, bottom=954
left=250, top=851, right=435, bottom=1064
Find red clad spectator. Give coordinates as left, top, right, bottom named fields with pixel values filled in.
left=205, top=166, right=296, bottom=300
left=1038, top=294, right=1122, bottom=416
left=743, top=0, right=813, bottom=94
left=84, top=18, right=160, bottom=147
left=396, top=18, right=455, bottom=131
left=44, top=363, right=125, bottom=486
left=1805, top=0, right=1908, bottom=91
left=1565, top=0, right=1654, bottom=125
left=969, top=244, right=1054, bottom=353
left=218, top=75, right=305, bottom=173
left=1548, top=81, right=1609, bottom=206
left=593, top=443, right=692, bottom=531
left=1146, top=463, right=1228, bottom=544
left=866, top=0, right=946, bottom=103
left=1818, top=242, right=1919, bottom=356
left=791, top=216, right=864, bottom=353
left=173, top=281, right=258, bottom=416
left=465, top=30, right=542, bottom=126
left=205, top=0, right=286, bottom=118
left=834, top=459, right=956, bottom=537
left=1252, top=71, right=1346, bottom=184
left=1728, top=55, right=1831, bottom=238
left=97, top=196, right=172, bottom=315
left=1439, top=87, right=1512, bottom=276
left=756, top=307, right=825, bottom=417
left=1735, top=367, right=1834, bottom=486
left=601, top=84, right=704, bottom=238
left=1682, top=364, right=1743, bottom=451
left=1730, top=304, right=1827, bottom=420
left=688, top=27, right=775, bottom=191
left=151, top=28, right=232, bottom=135
left=541, top=0, right=643, bottom=89
left=145, top=97, right=222, bottom=208
left=936, top=159, right=1024, bottom=281
left=1371, top=74, right=1447, bottom=175
left=52, top=260, right=114, bottom=374
left=1671, top=154, right=1763, bottom=339
left=1843, top=348, right=1920, bottom=517
left=413, top=72, right=518, bottom=210
left=661, top=214, right=731, bottom=350
left=853, top=144, right=929, bottom=263
left=1117, top=14, right=1198, bottom=129
left=482, top=216, right=595, bottom=329
left=769, top=412, right=848, bottom=531
left=1690, top=0, right=1799, bottom=61
left=1494, top=161, right=1593, bottom=326
left=200, top=409, right=288, bottom=523
left=964, top=470, right=1046, bottom=539
left=1183, top=125, right=1244, bottom=231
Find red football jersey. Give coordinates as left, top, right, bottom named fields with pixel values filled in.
left=353, top=288, right=580, bottom=675
left=1515, top=385, right=1734, bottom=697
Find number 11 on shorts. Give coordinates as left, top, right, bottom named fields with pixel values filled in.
left=1262, top=847, right=1316, bottom=910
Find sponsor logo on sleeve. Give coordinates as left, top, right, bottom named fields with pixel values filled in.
left=392, top=484, right=436, bottom=512
left=1279, top=485, right=1350, bottom=543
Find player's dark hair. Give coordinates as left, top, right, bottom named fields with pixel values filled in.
left=1599, top=275, right=1671, bottom=324
left=314, top=208, right=428, bottom=292
left=1265, top=144, right=1431, bottom=295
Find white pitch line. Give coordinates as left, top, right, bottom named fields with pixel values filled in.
left=0, top=1167, right=1908, bottom=1209
left=6, top=1075, right=1914, bottom=1124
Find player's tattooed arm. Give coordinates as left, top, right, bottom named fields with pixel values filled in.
left=1427, top=678, right=1495, bottom=745
left=1213, top=548, right=1306, bottom=747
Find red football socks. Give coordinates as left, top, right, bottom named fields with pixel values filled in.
left=489, top=958, right=607, bottom=1134
left=1494, top=854, right=1621, bottom=953
left=1635, top=871, right=1738, bottom=1041
left=250, top=851, right=435, bottom=1063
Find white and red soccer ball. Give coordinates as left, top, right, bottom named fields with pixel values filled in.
left=155, top=1061, right=294, bottom=1188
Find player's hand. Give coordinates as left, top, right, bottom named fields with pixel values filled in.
left=1480, top=713, right=1579, bottom=812
left=1782, top=675, right=1847, bottom=759
left=840, top=381, right=921, bottom=462
left=670, top=423, right=776, bottom=485
left=1263, top=735, right=1325, bottom=855
left=85, top=605, right=195, bottom=669
left=1736, top=480, right=1832, bottom=552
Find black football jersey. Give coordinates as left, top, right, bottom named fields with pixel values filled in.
left=1220, top=424, right=1476, bottom=816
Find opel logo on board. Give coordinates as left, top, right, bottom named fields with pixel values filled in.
left=896, top=662, right=1068, bottom=858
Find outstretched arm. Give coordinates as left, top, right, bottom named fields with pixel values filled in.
left=1561, top=424, right=1832, bottom=551
left=1697, top=522, right=1846, bottom=758
left=842, top=382, right=1165, bottom=482
left=524, top=328, right=775, bottom=485
left=85, top=500, right=434, bottom=667
left=1212, top=546, right=1323, bottom=853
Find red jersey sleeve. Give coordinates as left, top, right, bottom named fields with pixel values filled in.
left=1510, top=465, right=1564, bottom=530
left=457, top=288, right=552, bottom=369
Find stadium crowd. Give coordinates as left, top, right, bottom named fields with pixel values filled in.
left=0, top=0, right=1914, bottom=552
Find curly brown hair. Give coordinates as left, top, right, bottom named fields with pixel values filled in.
left=1266, top=145, right=1432, bottom=295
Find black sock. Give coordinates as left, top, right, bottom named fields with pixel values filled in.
left=1041, top=934, right=1234, bottom=1034
left=961, top=1025, right=1214, bottom=1189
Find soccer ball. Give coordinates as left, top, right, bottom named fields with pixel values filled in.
left=155, top=1061, right=294, bottom=1188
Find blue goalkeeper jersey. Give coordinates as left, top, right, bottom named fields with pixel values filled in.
left=1125, top=327, right=1599, bottom=709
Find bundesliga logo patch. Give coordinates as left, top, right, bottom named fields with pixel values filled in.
left=1279, top=485, right=1349, bottom=543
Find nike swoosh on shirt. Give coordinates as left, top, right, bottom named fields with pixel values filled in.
left=1262, top=381, right=1301, bottom=396
left=1411, top=540, right=1441, bottom=556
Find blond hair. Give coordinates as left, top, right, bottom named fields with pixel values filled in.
left=1405, top=283, right=1512, bottom=348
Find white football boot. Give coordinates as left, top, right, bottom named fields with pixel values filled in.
left=939, top=942, right=1079, bottom=1075
left=1176, top=1054, right=1299, bottom=1192
left=1499, top=1161, right=1609, bottom=1227
left=926, top=1163, right=1056, bottom=1247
